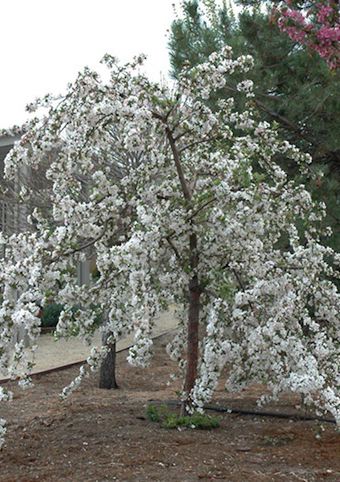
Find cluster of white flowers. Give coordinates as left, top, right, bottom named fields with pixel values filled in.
left=191, top=300, right=231, bottom=411
left=0, top=418, right=6, bottom=449
left=60, top=365, right=88, bottom=400
left=236, top=80, right=254, bottom=97
left=0, top=45, right=339, bottom=444
left=0, top=387, right=12, bottom=402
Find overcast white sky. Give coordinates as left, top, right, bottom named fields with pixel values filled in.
left=0, top=0, right=182, bottom=129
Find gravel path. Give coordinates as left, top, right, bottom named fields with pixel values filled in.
left=0, top=308, right=177, bottom=380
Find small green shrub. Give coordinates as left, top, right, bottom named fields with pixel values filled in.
left=41, top=302, right=103, bottom=331
left=41, top=303, right=64, bottom=328
left=146, top=404, right=161, bottom=422
left=146, top=404, right=220, bottom=430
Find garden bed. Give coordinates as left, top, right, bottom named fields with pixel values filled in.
left=0, top=333, right=339, bottom=481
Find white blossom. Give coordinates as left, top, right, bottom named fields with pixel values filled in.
left=0, top=46, right=338, bottom=445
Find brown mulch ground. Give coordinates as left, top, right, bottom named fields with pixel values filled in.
left=0, top=333, right=339, bottom=482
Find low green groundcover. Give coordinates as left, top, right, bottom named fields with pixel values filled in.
left=146, top=404, right=220, bottom=430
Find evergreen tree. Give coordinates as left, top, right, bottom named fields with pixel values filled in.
left=239, top=1, right=340, bottom=69
left=169, top=1, right=340, bottom=250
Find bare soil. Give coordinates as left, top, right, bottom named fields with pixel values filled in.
left=0, top=333, right=339, bottom=482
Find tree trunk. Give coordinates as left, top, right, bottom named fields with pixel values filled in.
left=181, top=233, right=201, bottom=415
left=165, top=127, right=201, bottom=415
left=99, top=331, right=118, bottom=389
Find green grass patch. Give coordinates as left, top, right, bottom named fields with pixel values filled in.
left=146, top=404, right=220, bottom=430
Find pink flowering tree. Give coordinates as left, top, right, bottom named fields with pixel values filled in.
left=276, top=1, right=340, bottom=69
left=0, top=47, right=339, bottom=447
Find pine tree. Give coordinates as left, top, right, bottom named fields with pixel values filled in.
left=169, top=1, right=340, bottom=250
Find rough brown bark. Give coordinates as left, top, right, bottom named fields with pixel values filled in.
left=181, top=233, right=201, bottom=415
left=99, top=331, right=118, bottom=389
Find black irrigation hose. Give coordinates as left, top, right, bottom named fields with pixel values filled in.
left=1, top=329, right=336, bottom=426
left=203, top=404, right=336, bottom=425
left=154, top=400, right=336, bottom=425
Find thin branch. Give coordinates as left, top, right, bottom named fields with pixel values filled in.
left=179, top=134, right=221, bottom=154
left=165, top=236, right=182, bottom=264
left=222, top=81, right=315, bottom=145
left=153, top=111, right=191, bottom=202
left=253, top=99, right=313, bottom=144
left=166, top=126, right=192, bottom=201
left=187, top=197, right=216, bottom=222
left=164, top=196, right=216, bottom=243
left=52, top=217, right=113, bottom=262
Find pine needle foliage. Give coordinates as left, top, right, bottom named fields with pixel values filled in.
left=169, top=1, right=340, bottom=250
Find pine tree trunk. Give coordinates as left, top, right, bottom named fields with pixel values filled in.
left=99, top=331, right=118, bottom=389
left=181, top=233, right=201, bottom=415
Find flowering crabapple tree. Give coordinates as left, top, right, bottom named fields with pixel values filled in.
left=0, top=46, right=340, bottom=447
left=276, top=1, right=340, bottom=69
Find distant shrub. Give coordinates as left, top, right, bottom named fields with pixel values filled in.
left=41, top=302, right=104, bottom=331
left=41, top=303, right=64, bottom=328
